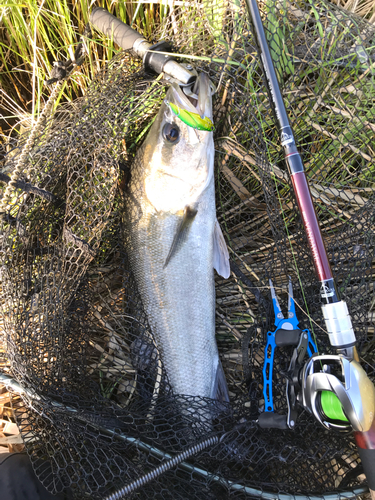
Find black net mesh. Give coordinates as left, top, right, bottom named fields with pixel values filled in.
left=1, top=0, right=374, bottom=498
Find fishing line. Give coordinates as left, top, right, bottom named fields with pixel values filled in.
left=140, top=50, right=248, bottom=70
left=244, top=1, right=321, bottom=348
left=247, top=57, right=318, bottom=344
left=272, top=171, right=319, bottom=349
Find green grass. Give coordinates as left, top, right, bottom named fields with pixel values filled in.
left=0, top=0, right=172, bottom=138
left=1, top=0, right=375, bottom=138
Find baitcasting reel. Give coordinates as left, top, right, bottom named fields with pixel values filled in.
left=260, top=332, right=375, bottom=433
left=258, top=277, right=375, bottom=433
left=300, top=353, right=375, bottom=433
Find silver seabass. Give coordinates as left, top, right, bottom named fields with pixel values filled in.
left=125, top=74, right=230, bottom=405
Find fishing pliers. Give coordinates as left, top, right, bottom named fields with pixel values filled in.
left=259, top=277, right=317, bottom=429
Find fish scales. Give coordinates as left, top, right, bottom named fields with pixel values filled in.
left=124, top=74, right=229, bottom=404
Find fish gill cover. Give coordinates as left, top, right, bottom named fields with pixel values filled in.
left=0, top=0, right=374, bottom=498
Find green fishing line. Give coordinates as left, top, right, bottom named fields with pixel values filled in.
left=320, top=391, right=349, bottom=422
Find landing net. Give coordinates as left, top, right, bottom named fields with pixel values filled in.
left=0, top=0, right=374, bottom=497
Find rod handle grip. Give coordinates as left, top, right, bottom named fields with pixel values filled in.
left=354, top=419, right=375, bottom=490
left=90, top=7, right=143, bottom=50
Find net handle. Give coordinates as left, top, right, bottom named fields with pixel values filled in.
left=90, top=7, right=144, bottom=50
left=89, top=8, right=195, bottom=85
left=244, top=0, right=375, bottom=492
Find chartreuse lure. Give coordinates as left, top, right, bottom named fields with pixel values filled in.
left=168, top=102, right=214, bottom=131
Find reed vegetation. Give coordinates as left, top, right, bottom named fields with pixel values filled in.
left=1, top=0, right=375, bottom=139
left=0, top=0, right=172, bottom=139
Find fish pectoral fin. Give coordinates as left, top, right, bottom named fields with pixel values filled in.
left=163, top=205, right=197, bottom=269
left=211, top=359, right=230, bottom=403
left=213, top=220, right=230, bottom=279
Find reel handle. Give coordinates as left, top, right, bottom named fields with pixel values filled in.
left=258, top=412, right=288, bottom=430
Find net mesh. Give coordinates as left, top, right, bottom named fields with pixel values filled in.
left=1, top=0, right=375, bottom=497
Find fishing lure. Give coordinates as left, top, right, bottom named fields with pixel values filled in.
left=167, top=101, right=214, bottom=131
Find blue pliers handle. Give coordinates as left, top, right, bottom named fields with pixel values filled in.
left=263, top=277, right=317, bottom=413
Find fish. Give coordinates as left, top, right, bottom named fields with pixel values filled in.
left=124, top=73, right=230, bottom=409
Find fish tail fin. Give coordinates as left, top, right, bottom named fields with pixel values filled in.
left=211, top=359, right=230, bottom=403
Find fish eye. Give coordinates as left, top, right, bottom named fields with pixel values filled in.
left=163, top=123, right=180, bottom=144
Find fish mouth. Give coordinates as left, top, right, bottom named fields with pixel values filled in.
left=166, top=73, right=214, bottom=131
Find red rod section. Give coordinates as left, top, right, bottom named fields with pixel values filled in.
left=290, top=172, right=333, bottom=282
left=354, top=421, right=375, bottom=490
left=354, top=422, right=375, bottom=449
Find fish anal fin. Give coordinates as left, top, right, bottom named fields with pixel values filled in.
left=211, top=359, right=230, bottom=403
left=213, top=220, right=230, bottom=279
left=163, top=205, right=197, bottom=269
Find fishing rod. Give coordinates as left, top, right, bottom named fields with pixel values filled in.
left=244, top=0, right=375, bottom=494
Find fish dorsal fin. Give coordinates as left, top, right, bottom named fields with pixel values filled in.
left=164, top=205, right=197, bottom=269
left=213, top=220, right=230, bottom=279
